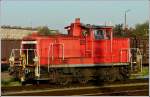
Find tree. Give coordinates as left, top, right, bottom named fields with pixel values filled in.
left=113, top=24, right=124, bottom=37
left=37, top=26, right=60, bottom=35
left=129, top=21, right=149, bottom=38
left=37, top=26, right=51, bottom=35
left=113, top=21, right=149, bottom=38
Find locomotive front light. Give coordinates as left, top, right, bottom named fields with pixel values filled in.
left=24, top=68, right=30, bottom=74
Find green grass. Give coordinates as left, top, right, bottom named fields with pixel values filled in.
left=1, top=78, right=21, bottom=87
left=130, top=66, right=149, bottom=79
left=141, top=67, right=149, bottom=76
left=1, top=80, right=10, bottom=86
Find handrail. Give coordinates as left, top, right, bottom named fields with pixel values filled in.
left=9, top=48, right=40, bottom=78
left=48, top=43, right=64, bottom=72
left=120, top=48, right=143, bottom=72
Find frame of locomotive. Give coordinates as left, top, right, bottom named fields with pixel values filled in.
left=8, top=18, right=143, bottom=85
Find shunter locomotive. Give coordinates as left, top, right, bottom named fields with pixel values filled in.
left=9, top=18, right=142, bottom=85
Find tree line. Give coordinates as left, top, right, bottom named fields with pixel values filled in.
left=1, top=21, right=149, bottom=37
left=113, top=21, right=149, bottom=38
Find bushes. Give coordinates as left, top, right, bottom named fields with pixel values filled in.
left=37, top=26, right=51, bottom=35
left=37, top=26, right=60, bottom=35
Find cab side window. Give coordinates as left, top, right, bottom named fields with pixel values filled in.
left=94, top=30, right=104, bottom=40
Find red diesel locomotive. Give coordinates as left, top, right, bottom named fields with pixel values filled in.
left=9, top=18, right=142, bottom=85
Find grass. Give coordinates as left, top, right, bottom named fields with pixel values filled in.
left=1, top=78, right=21, bottom=87
left=1, top=72, right=21, bottom=87
left=130, top=66, right=149, bottom=79
left=1, top=80, right=11, bottom=86
left=141, top=66, right=149, bottom=76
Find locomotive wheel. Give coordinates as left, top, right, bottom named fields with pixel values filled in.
left=76, top=69, right=90, bottom=84
left=116, top=73, right=124, bottom=81
left=107, top=67, right=117, bottom=82
left=58, top=75, right=70, bottom=85
left=119, top=66, right=130, bottom=80
left=101, top=69, right=111, bottom=82
left=97, top=68, right=116, bottom=82
left=49, top=69, right=59, bottom=83
left=12, top=67, right=20, bottom=79
left=78, top=76, right=88, bottom=84
left=25, top=72, right=34, bottom=80
left=49, top=69, right=71, bottom=85
left=116, top=66, right=130, bottom=81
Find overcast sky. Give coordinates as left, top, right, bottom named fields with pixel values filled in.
left=1, top=0, right=149, bottom=33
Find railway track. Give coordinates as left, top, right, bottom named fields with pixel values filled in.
left=1, top=78, right=149, bottom=96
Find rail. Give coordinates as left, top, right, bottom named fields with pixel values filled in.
left=2, top=79, right=148, bottom=96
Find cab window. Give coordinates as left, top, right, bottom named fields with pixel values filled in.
left=94, top=30, right=104, bottom=40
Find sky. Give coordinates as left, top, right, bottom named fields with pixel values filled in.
left=1, top=0, right=149, bottom=33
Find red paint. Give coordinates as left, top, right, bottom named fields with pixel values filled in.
left=23, top=18, right=130, bottom=66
